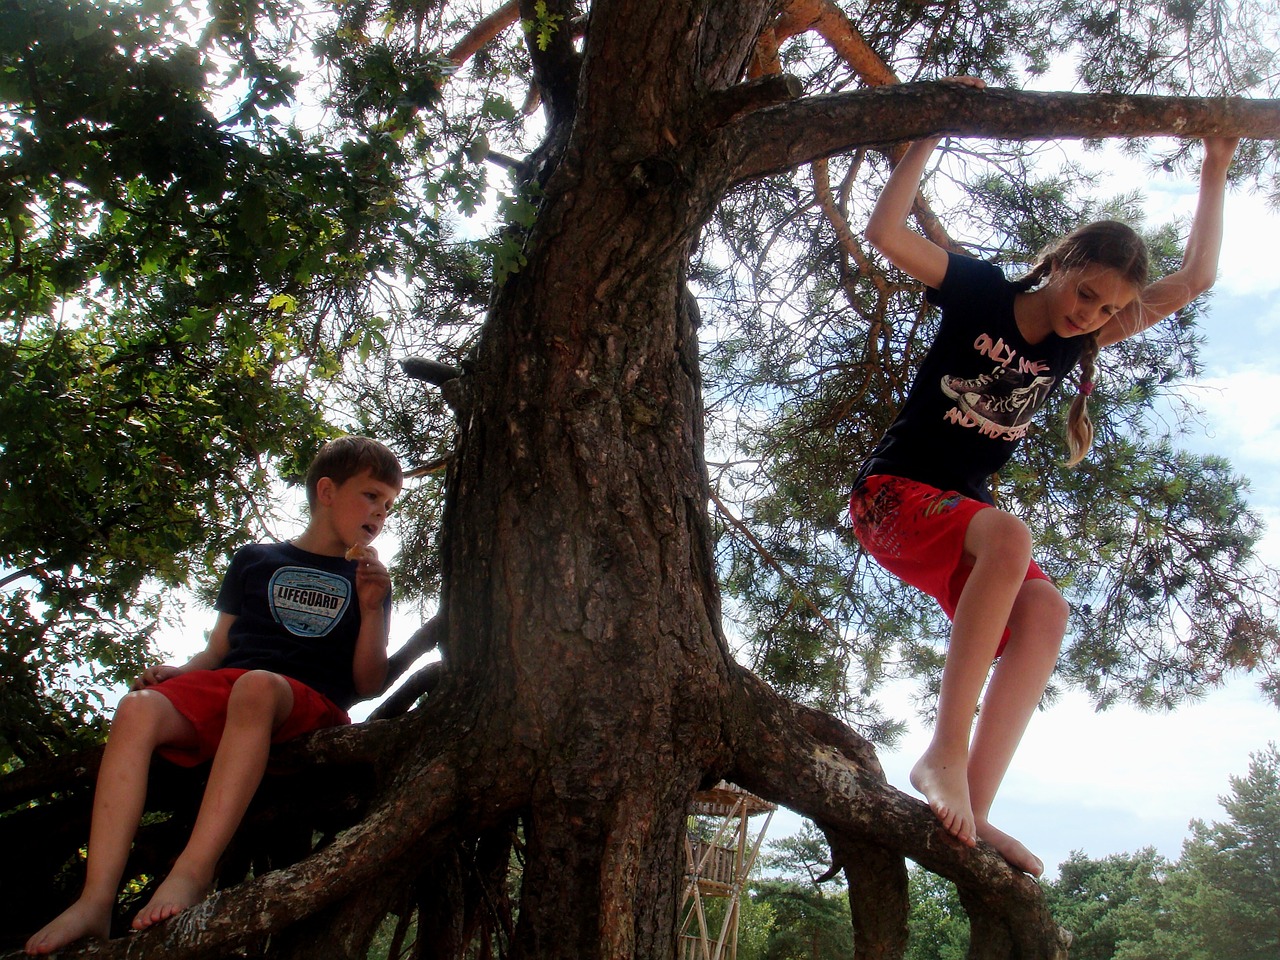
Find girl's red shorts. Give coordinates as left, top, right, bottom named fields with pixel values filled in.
left=849, top=474, right=1050, bottom=655
left=149, top=668, right=350, bottom=767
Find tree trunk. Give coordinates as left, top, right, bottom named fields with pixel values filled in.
left=439, top=200, right=731, bottom=958
left=426, top=5, right=771, bottom=953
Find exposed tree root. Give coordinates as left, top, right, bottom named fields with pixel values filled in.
left=723, top=666, right=1071, bottom=959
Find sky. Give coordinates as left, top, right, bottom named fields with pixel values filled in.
left=141, top=140, right=1279, bottom=881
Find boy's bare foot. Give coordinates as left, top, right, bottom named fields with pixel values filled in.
left=976, top=819, right=1044, bottom=877
left=910, top=748, right=977, bottom=846
left=25, top=898, right=112, bottom=955
left=131, top=872, right=211, bottom=931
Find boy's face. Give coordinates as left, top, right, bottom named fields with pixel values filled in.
left=318, top=469, right=401, bottom=549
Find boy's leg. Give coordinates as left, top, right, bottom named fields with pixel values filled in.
left=910, top=507, right=1032, bottom=849
left=967, top=577, right=1068, bottom=876
left=25, top=691, right=198, bottom=955
left=132, top=670, right=295, bottom=931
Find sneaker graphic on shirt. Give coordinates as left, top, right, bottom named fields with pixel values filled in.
left=955, top=375, right=1055, bottom=434
left=940, top=366, right=1023, bottom=402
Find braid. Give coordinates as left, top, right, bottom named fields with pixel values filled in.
left=1065, top=333, right=1100, bottom=466
left=1012, top=257, right=1052, bottom=292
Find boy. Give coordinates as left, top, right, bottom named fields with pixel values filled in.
left=26, top=436, right=403, bottom=955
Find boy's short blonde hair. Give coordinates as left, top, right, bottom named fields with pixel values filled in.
left=305, top=436, right=403, bottom=509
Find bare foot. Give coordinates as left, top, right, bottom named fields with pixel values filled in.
left=910, top=747, right=977, bottom=846
left=25, top=898, right=112, bottom=955
left=976, top=819, right=1044, bottom=877
left=131, top=871, right=211, bottom=931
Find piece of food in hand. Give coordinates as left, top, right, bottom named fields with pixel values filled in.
left=345, top=542, right=371, bottom=562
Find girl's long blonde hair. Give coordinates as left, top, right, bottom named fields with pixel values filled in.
left=1012, top=220, right=1150, bottom=466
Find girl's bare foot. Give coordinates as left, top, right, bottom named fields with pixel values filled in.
left=976, top=819, right=1044, bottom=877
left=910, top=747, right=977, bottom=846
left=25, top=898, right=112, bottom=955
left=131, top=871, right=211, bottom=931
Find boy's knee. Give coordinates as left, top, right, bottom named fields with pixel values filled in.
left=113, top=688, right=169, bottom=729
left=227, top=670, right=292, bottom=714
left=109, top=688, right=183, bottom=748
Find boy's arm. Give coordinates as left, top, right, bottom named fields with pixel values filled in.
left=134, top=613, right=234, bottom=688
left=351, top=552, right=392, bottom=698
left=1098, top=137, right=1238, bottom=347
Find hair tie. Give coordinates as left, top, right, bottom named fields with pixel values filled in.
left=1079, top=380, right=1094, bottom=397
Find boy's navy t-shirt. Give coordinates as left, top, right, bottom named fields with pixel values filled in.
left=857, top=253, right=1084, bottom=504
left=215, top=541, right=387, bottom=709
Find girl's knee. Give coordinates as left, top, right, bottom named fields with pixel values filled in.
left=1012, top=579, right=1069, bottom=640
left=967, top=509, right=1033, bottom=569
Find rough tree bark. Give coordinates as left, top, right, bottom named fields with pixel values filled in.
left=5, top=1, right=1280, bottom=958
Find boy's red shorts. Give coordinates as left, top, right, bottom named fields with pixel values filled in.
left=849, top=474, right=1050, bottom=656
left=150, top=668, right=350, bottom=767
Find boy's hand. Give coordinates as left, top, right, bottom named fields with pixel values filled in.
left=133, top=664, right=183, bottom=690
left=354, top=547, right=392, bottom=612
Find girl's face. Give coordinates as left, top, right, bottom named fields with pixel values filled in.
left=1044, top=262, right=1140, bottom=338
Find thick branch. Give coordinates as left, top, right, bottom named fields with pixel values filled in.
left=727, top=82, right=1280, bottom=184
left=25, top=708, right=528, bottom=960
left=723, top=668, right=1071, bottom=958
left=448, top=0, right=520, bottom=66
left=0, top=746, right=100, bottom=810
left=702, top=74, right=805, bottom=129
left=369, top=659, right=444, bottom=720
left=775, top=0, right=898, bottom=87
left=519, top=0, right=580, bottom=125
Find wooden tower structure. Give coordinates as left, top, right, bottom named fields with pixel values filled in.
left=677, top=782, right=776, bottom=960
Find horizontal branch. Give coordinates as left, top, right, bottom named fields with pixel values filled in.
left=34, top=704, right=530, bottom=960
left=723, top=668, right=1070, bottom=958
left=727, top=81, right=1280, bottom=183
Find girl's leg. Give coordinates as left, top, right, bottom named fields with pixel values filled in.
left=910, top=507, right=1032, bottom=850
left=132, top=670, right=294, bottom=930
left=968, top=577, right=1068, bottom=876
left=25, top=691, right=197, bottom=955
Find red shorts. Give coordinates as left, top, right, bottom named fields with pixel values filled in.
left=849, top=474, right=1050, bottom=655
left=149, top=668, right=350, bottom=767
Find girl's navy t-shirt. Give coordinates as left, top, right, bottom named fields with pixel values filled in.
left=857, top=253, right=1084, bottom=504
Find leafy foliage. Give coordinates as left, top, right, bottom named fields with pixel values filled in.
left=3, top=0, right=1279, bottom=769
left=747, top=823, right=855, bottom=959
left=1040, top=744, right=1280, bottom=960
left=1165, top=743, right=1280, bottom=959
left=0, top=0, right=471, bottom=762
left=904, top=867, right=969, bottom=960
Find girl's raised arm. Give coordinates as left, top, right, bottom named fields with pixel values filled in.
left=1098, top=137, right=1239, bottom=347
left=864, top=77, right=985, bottom=289
left=865, top=137, right=951, bottom=288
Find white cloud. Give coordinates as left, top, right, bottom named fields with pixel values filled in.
left=1187, top=371, right=1280, bottom=468
left=1214, top=194, right=1280, bottom=298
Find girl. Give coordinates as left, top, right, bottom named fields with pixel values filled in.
left=851, top=96, right=1238, bottom=876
